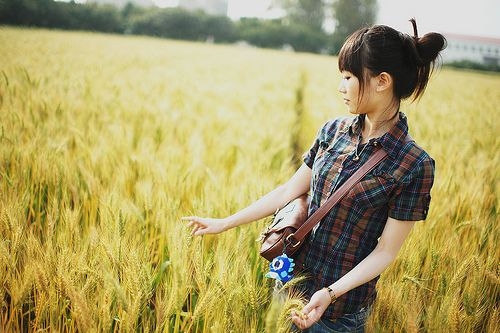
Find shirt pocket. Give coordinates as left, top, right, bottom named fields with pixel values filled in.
left=312, top=140, right=333, bottom=177
left=347, top=170, right=396, bottom=209
left=314, top=140, right=330, bottom=160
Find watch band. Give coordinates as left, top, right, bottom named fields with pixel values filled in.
left=325, top=286, right=337, bottom=304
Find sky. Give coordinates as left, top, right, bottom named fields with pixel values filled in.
left=226, top=0, right=500, bottom=39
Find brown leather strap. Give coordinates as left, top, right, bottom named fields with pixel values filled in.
left=286, top=147, right=388, bottom=248
left=286, top=134, right=414, bottom=248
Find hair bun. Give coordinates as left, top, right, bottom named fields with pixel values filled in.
left=416, top=32, right=447, bottom=65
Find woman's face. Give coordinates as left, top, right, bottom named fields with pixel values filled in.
left=338, top=71, right=377, bottom=115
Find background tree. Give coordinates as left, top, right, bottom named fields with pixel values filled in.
left=330, top=0, right=378, bottom=53
left=276, top=0, right=326, bottom=33
left=0, top=0, right=378, bottom=55
left=202, top=14, right=237, bottom=43
left=274, top=0, right=377, bottom=54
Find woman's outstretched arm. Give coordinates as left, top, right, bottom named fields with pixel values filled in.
left=183, top=163, right=312, bottom=236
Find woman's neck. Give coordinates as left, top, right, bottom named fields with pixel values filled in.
left=361, top=104, right=399, bottom=141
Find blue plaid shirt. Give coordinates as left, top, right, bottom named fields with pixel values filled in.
left=296, top=112, right=434, bottom=320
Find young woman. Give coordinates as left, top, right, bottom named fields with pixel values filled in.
left=184, top=19, right=446, bottom=332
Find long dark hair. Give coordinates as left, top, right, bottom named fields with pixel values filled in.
left=338, top=18, right=447, bottom=102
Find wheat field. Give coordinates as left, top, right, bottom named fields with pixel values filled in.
left=0, top=27, right=498, bottom=332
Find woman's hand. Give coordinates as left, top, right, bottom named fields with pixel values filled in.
left=291, top=288, right=331, bottom=330
left=182, top=216, right=229, bottom=236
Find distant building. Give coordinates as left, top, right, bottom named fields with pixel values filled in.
left=178, top=0, right=228, bottom=16
left=442, top=33, right=500, bottom=66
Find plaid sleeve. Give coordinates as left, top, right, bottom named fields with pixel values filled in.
left=303, top=122, right=327, bottom=169
left=388, top=155, right=435, bottom=221
left=303, top=118, right=347, bottom=169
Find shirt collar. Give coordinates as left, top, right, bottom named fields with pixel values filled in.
left=348, top=112, right=409, bottom=159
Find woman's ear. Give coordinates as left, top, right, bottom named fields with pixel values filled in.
left=376, top=72, right=393, bottom=92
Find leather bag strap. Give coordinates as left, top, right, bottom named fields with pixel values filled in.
left=285, top=147, right=388, bottom=248
left=286, top=134, right=414, bottom=248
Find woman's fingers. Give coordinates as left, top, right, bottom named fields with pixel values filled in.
left=192, top=224, right=207, bottom=236
left=182, top=216, right=205, bottom=227
left=182, top=216, right=226, bottom=236
left=182, top=216, right=201, bottom=224
left=291, top=300, right=324, bottom=329
left=182, top=216, right=209, bottom=235
left=291, top=312, right=313, bottom=329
